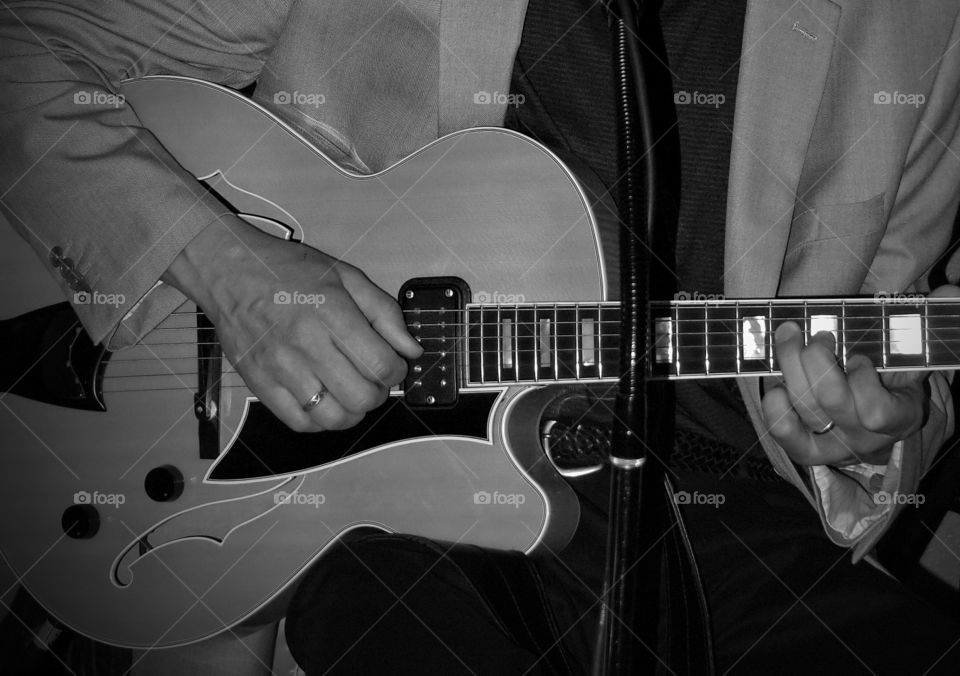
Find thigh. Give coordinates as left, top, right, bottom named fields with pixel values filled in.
left=285, top=530, right=572, bottom=675
left=679, top=474, right=960, bottom=676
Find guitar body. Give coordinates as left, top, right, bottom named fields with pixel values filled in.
left=0, top=77, right=608, bottom=647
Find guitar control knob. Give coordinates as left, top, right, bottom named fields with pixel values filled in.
left=144, top=465, right=185, bottom=502
left=62, top=505, right=99, bottom=539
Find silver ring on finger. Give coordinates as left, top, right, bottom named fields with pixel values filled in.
left=302, top=385, right=327, bottom=412
left=811, top=419, right=836, bottom=435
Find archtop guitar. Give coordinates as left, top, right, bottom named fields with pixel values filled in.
left=0, top=76, right=955, bottom=648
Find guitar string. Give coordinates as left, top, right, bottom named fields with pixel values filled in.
left=159, top=311, right=960, bottom=323
left=114, top=328, right=954, bottom=352
left=160, top=313, right=959, bottom=329
left=167, top=303, right=956, bottom=316
left=138, top=331, right=960, bottom=346
left=112, top=333, right=950, bottom=353
left=95, top=364, right=960, bottom=393
left=99, top=342, right=959, bottom=379
left=104, top=339, right=943, bottom=367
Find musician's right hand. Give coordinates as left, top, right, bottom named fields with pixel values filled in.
left=162, top=215, right=422, bottom=432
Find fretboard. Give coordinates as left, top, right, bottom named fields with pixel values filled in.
left=461, top=297, right=960, bottom=386
left=465, top=303, right=621, bottom=385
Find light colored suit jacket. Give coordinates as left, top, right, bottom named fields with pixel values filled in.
left=2, top=0, right=960, bottom=559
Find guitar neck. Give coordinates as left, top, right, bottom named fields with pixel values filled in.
left=460, top=297, right=960, bottom=386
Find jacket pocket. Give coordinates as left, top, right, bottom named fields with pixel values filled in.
left=779, top=193, right=885, bottom=296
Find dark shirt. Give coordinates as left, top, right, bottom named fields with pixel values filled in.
left=506, top=0, right=757, bottom=456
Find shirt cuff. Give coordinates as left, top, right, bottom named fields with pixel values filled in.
left=811, top=441, right=904, bottom=543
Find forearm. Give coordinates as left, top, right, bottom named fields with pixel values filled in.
left=0, top=0, right=288, bottom=346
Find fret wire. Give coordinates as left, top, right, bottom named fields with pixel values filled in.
left=924, top=302, right=930, bottom=368
left=575, top=303, right=581, bottom=381
left=496, top=306, right=502, bottom=384
left=703, top=302, right=710, bottom=375
left=882, top=302, right=889, bottom=369
left=480, top=307, right=486, bottom=384
left=841, top=302, right=847, bottom=369
left=597, top=306, right=603, bottom=379
left=768, top=300, right=774, bottom=373
left=465, top=308, right=473, bottom=386
left=803, top=300, right=809, bottom=345
left=533, top=308, right=540, bottom=383
left=735, top=300, right=742, bottom=375
left=673, top=302, right=680, bottom=377
left=513, top=306, right=520, bottom=384
left=553, top=303, right=559, bottom=382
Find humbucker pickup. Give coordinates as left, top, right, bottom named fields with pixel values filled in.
left=399, top=278, right=469, bottom=407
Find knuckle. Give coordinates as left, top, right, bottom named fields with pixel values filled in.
left=817, top=386, right=845, bottom=411
left=349, top=384, right=388, bottom=413
left=370, top=355, right=405, bottom=384
left=285, top=315, right=320, bottom=349
left=383, top=299, right=405, bottom=322
left=270, top=347, right=300, bottom=375
left=767, top=416, right=792, bottom=439
left=808, top=342, right=835, bottom=362
left=859, top=405, right=889, bottom=433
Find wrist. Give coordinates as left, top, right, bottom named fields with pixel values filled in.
left=161, top=215, right=258, bottom=318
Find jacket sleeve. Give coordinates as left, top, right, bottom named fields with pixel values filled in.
left=807, top=9, right=960, bottom=560
left=0, top=0, right=292, bottom=347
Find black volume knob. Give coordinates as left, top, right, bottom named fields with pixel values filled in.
left=144, top=465, right=185, bottom=502
left=62, top=505, right=99, bottom=539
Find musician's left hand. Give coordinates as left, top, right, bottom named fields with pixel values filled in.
left=761, top=285, right=960, bottom=467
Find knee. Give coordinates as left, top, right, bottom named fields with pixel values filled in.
left=283, top=532, right=437, bottom=670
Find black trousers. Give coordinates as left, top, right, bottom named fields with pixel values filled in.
left=285, top=472, right=960, bottom=675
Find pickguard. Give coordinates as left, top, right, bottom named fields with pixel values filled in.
left=209, top=391, right=501, bottom=480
